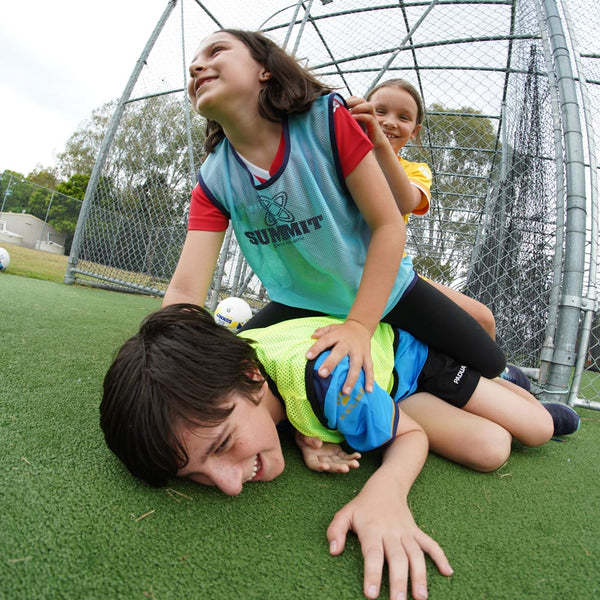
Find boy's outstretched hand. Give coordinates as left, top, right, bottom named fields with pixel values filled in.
left=295, top=431, right=361, bottom=473
left=326, top=412, right=454, bottom=599
left=327, top=480, right=453, bottom=600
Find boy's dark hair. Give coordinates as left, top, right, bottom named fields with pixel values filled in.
left=366, top=78, right=425, bottom=146
left=203, top=29, right=333, bottom=154
left=100, top=303, right=264, bottom=487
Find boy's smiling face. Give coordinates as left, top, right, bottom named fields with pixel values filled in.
left=176, top=380, right=285, bottom=496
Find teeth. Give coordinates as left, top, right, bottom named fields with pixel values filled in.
left=250, top=455, right=261, bottom=481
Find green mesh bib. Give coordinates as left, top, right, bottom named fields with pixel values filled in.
left=240, top=317, right=396, bottom=441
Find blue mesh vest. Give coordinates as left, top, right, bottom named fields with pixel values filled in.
left=199, top=93, right=415, bottom=317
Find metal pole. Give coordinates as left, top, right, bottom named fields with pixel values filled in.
left=1, top=173, right=15, bottom=217
left=282, top=0, right=304, bottom=51
left=559, top=0, right=599, bottom=408
left=533, top=0, right=567, bottom=386
left=290, top=0, right=315, bottom=57
left=536, top=0, right=588, bottom=404
left=181, top=0, right=197, bottom=186
left=367, top=0, right=439, bottom=94
left=38, top=191, right=55, bottom=249
left=65, top=0, right=178, bottom=284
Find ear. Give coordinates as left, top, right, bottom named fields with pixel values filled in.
left=259, top=71, right=271, bottom=83
left=247, top=367, right=264, bottom=382
left=410, top=123, right=422, bottom=140
left=256, top=378, right=269, bottom=401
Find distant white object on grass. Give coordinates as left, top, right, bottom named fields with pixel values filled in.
left=214, top=297, right=253, bottom=331
left=0, top=247, right=10, bottom=271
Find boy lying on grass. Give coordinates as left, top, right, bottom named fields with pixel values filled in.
left=100, top=304, right=579, bottom=600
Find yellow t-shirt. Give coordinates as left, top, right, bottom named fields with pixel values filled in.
left=398, top=156, right=432, bottom=224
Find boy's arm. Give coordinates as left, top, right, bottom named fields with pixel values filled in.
left=295, top=431, right=361, bottom=473
left=327, top=410, right=453, bottom=600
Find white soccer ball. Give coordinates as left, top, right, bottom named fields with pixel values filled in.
left=0, top=247, right=10, bottom=271
left=214, top=297, right=253, bottom=331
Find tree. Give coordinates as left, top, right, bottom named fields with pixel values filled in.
left=27, top=167, right=60, bottom=190
left=61, top=94, right=206, bottom=281
left=403, top=104, right=498, bottom=286
left=56, top=101, right=116, bottom=179
left=0, top=171, right=30, bottom=214
left=56, top=174, right=89, bottom=200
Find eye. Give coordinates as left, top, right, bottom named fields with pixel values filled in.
left=215, top=435, right=231, bottom=454
left=211, top=45, right=225, bottom=56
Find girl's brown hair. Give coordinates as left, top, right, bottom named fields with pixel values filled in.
left=202, top=29, right=333, bottom=154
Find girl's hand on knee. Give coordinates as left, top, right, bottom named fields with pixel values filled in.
left=306, top=320, right=374, bottom=394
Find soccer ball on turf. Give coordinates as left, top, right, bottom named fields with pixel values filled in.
left=214, top=297, right=253, bottom=331
left=0, top=247, right=10, bottom=271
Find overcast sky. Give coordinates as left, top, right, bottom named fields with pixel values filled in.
left=0, top=0, right=169, bottom=176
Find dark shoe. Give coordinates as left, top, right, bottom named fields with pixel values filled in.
left=499, top=363, right=531, bottom=391
left=543, top=402, right=581, bottom=436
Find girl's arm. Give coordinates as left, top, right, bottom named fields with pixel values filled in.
left=163, top=229, right=225, bottom=307
left=327, top=409, right=453, bottom=600
left=307, top=150, right=405, bottom=394
left=347, top=96, right=423, bottom=215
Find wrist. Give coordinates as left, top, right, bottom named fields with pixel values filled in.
left=345, top=316, right=377, bottom=336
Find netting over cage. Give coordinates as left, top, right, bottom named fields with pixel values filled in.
left=66, top=0, right=599, bottom=407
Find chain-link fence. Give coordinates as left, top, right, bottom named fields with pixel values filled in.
left=0, top=172, right=82, bottom=254
left=65, top=0, right=599, bottom=407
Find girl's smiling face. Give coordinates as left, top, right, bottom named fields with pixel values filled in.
left=187, top=31, right=271, bottom=120
left=369, top=86, right=422, bottom=154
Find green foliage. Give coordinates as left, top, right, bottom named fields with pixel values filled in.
left=56, top=100, right=116, bottom=179
left=67, top=94, right=206, bottom=279
left=404, top=105, right=499, bottom=285
left=0, top=171, right=83, bottom=254
left=27, top=167, right=60, bottom=190
left=0, top=171, right=30, bottom=213
left=57, top=173, right=90, bottom=200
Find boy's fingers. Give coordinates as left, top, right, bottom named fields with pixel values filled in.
left=305, top=436, right=323, bottom=449
left=360, top=541, right=385, bottom=600
left=327, top=512, right=350, bottom=556
left=417, top=533, right=454, bottom=577
left=385, top=543, right=410, bottom=600
left=399, top=539, right=427, bottom=600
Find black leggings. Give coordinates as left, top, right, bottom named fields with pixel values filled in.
left=240, top=276, right=506, bottom=379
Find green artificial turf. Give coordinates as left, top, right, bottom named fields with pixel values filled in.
left=1, top=273, right=599, bottom=599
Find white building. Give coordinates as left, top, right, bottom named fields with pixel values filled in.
left=0, top=212, right=66, bottom=255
